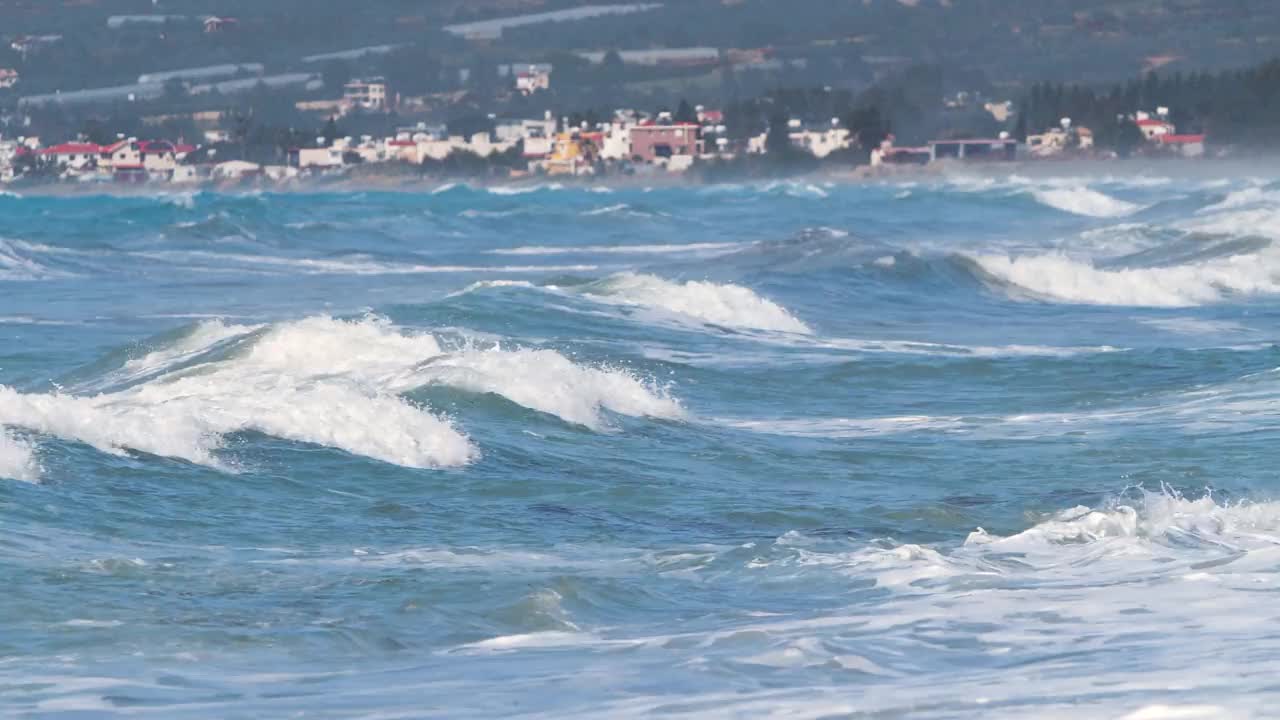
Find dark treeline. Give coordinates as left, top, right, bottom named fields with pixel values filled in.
left=1021, top=59, right=1280, bottom=152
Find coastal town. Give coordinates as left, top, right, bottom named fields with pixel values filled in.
left=0, top=0, right=1260, bottom=188
left=0, top=72, right=1212, bottom=187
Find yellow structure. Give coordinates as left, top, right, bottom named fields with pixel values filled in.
left=545, top=131, right=599, bottom=176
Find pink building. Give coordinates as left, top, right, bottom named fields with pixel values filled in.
left=628, top=123, right=701, bottom=162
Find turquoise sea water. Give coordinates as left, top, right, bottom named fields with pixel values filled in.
left=2, top=175, right=1280, bottom=718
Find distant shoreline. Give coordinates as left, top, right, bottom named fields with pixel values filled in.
left=3, top=156, right=1266, bottom=198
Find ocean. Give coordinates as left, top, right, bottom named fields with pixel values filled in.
left=2, top=173, right=1279, bottom=718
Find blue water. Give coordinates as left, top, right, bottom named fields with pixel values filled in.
left=3, top=175, right=1280, bottom=718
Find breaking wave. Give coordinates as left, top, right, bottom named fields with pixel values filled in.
left=1029, top=186, right=1143, bottom=218
left=584, top=272, right=813, bottom=334
left=409, top=348, right=683, bottom=429
left=974, top=249, right=1280, bottom=307
left=0, top=316, right=683, bottom=473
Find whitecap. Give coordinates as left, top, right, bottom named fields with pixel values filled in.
left=974, top=249, right=1280, bottom=307
left=1030, top=187, right=1142, bottom=218
left=0, top=316, right=685, bottom=469
left=584, top=272, right=812, bottom=334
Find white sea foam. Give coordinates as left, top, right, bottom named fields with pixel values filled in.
left=421, top=488, right=1280, bottom=716
left=759, top=180, right=830, bottom=199
left=585, top=272, right=813, bottom=334
left=1030, top=187, right=1142, bottom=217
left=156, top=192, right=197, bottom=209
left=1179, top=206, right=1280, bottom=240
left=488, top=242, right=740, bottom=256
left=974, top=250, right=1280, bottom=307
left=0, top=317, right=471, bottom=469
left=722, top=415, right=974, bottom=438
left=0, top=316, right=683, bottom=469
left=1199, top=186, right=1280, bottom=214
left=799, top=335, right=1120, bottom=358
left=408, top=347, right=684, bottom=429
left=0, top=316, right=75, bottom=326
left=580, top=203, right=633, bottom=216
left=0, top=429, right=40, bottom=483
left=1138, top=317, right=1250, bottom=335
left=0, top=239, right=70, bottom=281
left=488, top=183, right=563, bottom=195
left=459, top=208, right=526, bottom=219
left=446, top=279, right=539, bottom=298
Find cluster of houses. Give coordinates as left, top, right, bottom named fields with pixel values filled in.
left=292, top=105, right=855, bottom=177
left=0, top=102, right=857, bottom=184
left=873, top=107, right=1207, bottom=167
left=0, top=95, right=1214, bottom=185
left=0, top=136, right=266, bottom=184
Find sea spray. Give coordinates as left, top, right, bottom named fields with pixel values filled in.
left=0, top=429, right=40, bottom=483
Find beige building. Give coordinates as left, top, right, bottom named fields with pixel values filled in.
left=295, top=147, right=345, bottom=169
left=343, top=79, right=388, bottom=112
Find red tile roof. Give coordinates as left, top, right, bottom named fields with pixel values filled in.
left=39, top=142, right=101, bottom=155
left=137, top=140, right=176, bottom=154
left=1158, top=134, right=1206, bottom=144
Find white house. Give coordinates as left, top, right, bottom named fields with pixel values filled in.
left=213, top=160, right=261, bottom=179
left=1135, top=110, right=1176, bottom=140
left=296, top=147, right=345, bottom=169
left=38, top=142, right=102, bottom=170
left=513, top=65, right=551, bottom=95
left=790, top=120, right=852, bottom=158
left=599, top=122, right=633, bottom=161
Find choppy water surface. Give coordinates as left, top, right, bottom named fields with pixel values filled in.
left=3, top=174, right=1280, bottom=718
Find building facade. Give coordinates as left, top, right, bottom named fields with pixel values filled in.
left=629, top=124, right=701, bottom=162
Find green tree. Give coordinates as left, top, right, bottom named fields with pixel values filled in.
left=321, top=116, right=339, bottom=145
left=675, top=98, right=697, bottom=124
left=765, top=111, right=792, bottom=156
left=845, top=106, right=888, bottom=149
left=601, top=49, right=625, bottom=82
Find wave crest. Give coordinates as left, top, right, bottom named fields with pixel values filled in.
left=974, top=250, right=1280, bottom=307
left=1029, top=187, right=1143, bottom=218
left=0, top=315, right=684, bottom=471
left=586, top=272, right=812, bottom=334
